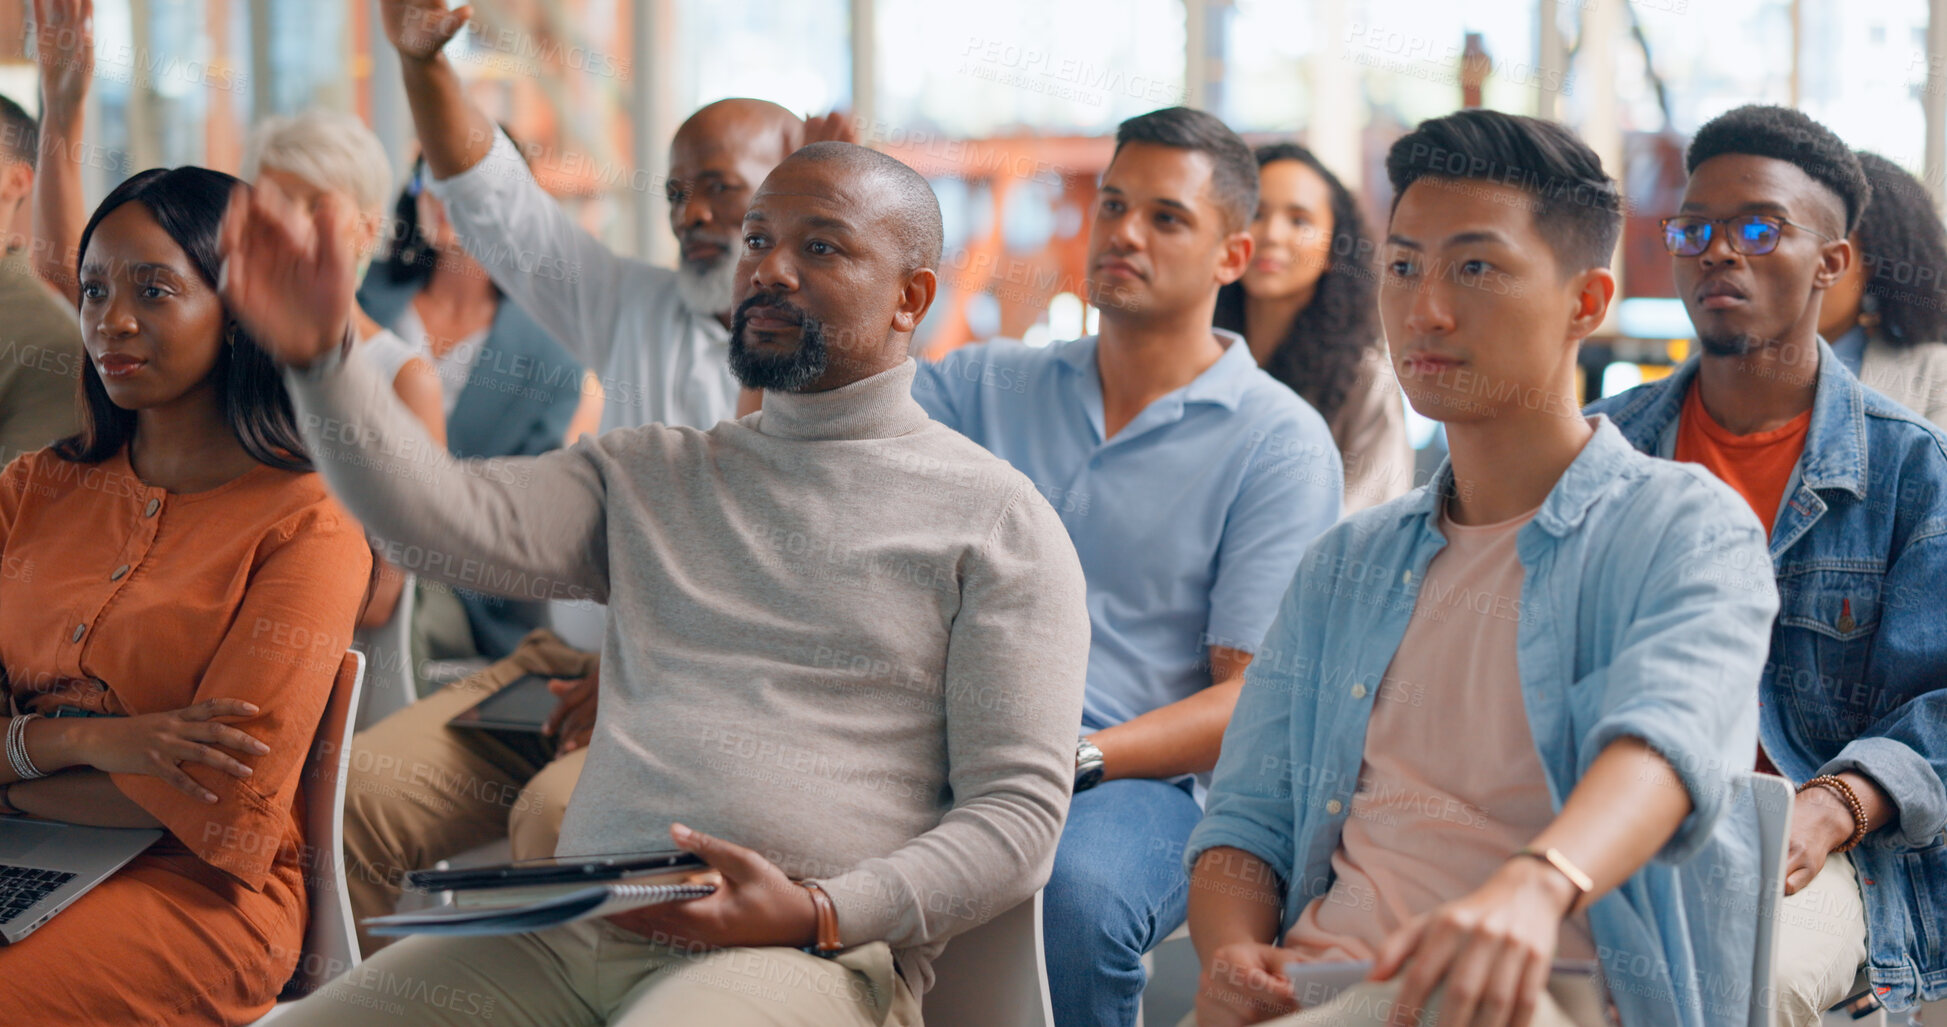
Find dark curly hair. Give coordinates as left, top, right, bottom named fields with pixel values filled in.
left=1851, top=151, right=1947, bottom=348
left=1214, top=143, right=1380, bottom=424
left=1686, top=105, right=1870, bottom=234
left=55, top=167, right=310, bottom=471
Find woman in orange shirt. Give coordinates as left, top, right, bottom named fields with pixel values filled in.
left=0, top=165, right=370, bottom=1024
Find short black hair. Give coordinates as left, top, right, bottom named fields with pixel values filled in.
left=1686, top=105, right=1869, bottom=234
left=783, top=141, right=943, bottom=271
left=1385, top=109, right=1621, bottom=273
left=0, top=94, right=37, bottom=168
left=1853, top=151, right=1947, bottom=348
left=1112, top=107, right=1257, bottom=232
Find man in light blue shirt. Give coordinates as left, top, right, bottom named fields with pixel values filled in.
left=913, top=107, right=1341, bottom=1026
left=1186, top=111, right=1779, bottom=1027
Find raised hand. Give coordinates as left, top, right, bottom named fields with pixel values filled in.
left=800, top=111, right=860, bottom=148
left=31, top=0, right=93, bottom=117
left=379, top=0, right=473, bottom=62
left=217, top=177, right=358, bottom=370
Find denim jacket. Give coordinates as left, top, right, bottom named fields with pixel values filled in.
left=1187, top=418, right=1781, bottom=1026
left=1588, top=343, right=1947, bottom=1009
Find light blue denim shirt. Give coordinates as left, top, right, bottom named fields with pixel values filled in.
left=913, top=333, right=1342, bottom=739
left=1589, top=341, right=1947, bottom=1009
left=1186, top=418, right=1781, bottom=1026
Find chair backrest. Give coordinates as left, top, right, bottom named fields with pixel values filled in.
left=352, top=573, right=415, bottom=732
left=281, top=650, right=366, bottom=1000
left=1748, top=771, right=1793, bottom=1027
left=925, top=890, right=1054, bottom=1027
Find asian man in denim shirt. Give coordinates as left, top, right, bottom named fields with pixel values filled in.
left=1587, top=104, right=1947, bottom=1023
left=1186, top=110, right=1781, bottom=1027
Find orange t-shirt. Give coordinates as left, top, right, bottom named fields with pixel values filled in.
left=1674, top=382, right=1806, bottom=777
left=1673, top=381, right=1811, bottom=538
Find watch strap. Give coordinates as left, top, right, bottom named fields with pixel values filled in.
left=1512, top=845, right=1593, bottom=899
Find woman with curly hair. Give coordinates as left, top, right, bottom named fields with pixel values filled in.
left=1214, top=143, right=1411, bottom=512
left=1817, top=151, right=1947, bottom=426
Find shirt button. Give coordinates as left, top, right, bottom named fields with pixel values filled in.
left=144, top=498, right=161, bottom=518
left=1325, top=799, right=1344, bottom=815
left=70, top=623, right=85, bottom=642
left=1402, top=570, right=1413, bottom=584
left=1351, top=682, right=1368, bottom=700
left=110, top=565, right=130, bottom=582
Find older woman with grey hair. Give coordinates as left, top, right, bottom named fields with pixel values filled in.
left=242, top=110, right=447, bottom=447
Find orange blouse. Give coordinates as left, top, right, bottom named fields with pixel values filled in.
left=0, top=447, right=370, bottom=887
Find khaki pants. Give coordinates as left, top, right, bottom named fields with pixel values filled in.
left=1237, top=979, right=1581, bottom=1027
left=343, top=628, right=595, bottom=955
left=273, top=919, right=921, bottom=1027
left=1773, top=852, right=1868, bottom=1027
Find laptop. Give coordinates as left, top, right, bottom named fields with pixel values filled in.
left=0, top=820, right=162, bottom=944
left=446, top=674, right=556, bottom=735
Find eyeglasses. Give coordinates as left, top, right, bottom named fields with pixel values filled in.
left=1659, top=214, right=1833, bottom=257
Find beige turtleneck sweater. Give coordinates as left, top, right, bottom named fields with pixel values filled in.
left=284, top=351, right=1089, bottom=992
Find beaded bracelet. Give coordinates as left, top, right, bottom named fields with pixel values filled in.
left=5, top=712, right=46, bottom=782
left=1799, top=774, right=1869, bottom=853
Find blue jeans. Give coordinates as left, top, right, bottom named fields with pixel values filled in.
left=1043, top=777, right=1204, bottom=1027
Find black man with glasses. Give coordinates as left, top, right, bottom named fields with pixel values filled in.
left=1588, top=105, right=1947, bottom=1025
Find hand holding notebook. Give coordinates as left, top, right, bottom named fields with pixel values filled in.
left=364, top=846, right=720, bottom=937
left=602, top=823, right=828, bottom=951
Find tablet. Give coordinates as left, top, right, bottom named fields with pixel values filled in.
left=407, top=849, right=707, bottom=894
left=447, top=674, right=558, bottom=734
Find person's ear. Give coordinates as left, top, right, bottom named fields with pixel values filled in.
left=1812, top=234, right=1852, bottom=291
left=1565, top=265, right=1617, bottom=344
left=1215, top=227, right=1253, bottom=286
left=890, top=266, right=937, bottom=335
left=3, top=161, right=31, bottom=205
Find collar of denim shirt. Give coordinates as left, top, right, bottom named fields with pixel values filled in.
left=1393, top=414, right=1638, bottom=541
left=1597, top=337, right=1869, bottom=501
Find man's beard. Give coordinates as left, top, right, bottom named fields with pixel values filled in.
left=729, top=292, right=829, bottom=392
left=675, top=251, right=739, bottom=318
left=1698, top=330, right=1756, bottom=357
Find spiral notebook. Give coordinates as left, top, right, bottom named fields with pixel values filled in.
left=363, top=881, right=718, bottom=937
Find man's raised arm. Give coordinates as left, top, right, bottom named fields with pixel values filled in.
left=378, top=0, right=646, bottom=373
left=218, top=173, right=610, bottom=606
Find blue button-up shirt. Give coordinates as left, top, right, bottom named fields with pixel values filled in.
left=1187, top=418, right=1781, bottom=1026
left=1589, top=342, right=1947, bottom=1009
left=912, top=332, right=1341, bottom=736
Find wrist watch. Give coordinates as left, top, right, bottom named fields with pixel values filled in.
left=1074, top=736, right=1106, bottom=793
left=1511, top=846, right=1592, bottom=913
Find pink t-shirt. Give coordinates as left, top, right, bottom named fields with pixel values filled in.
left=1284, top=502, right=1596, bottom=962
